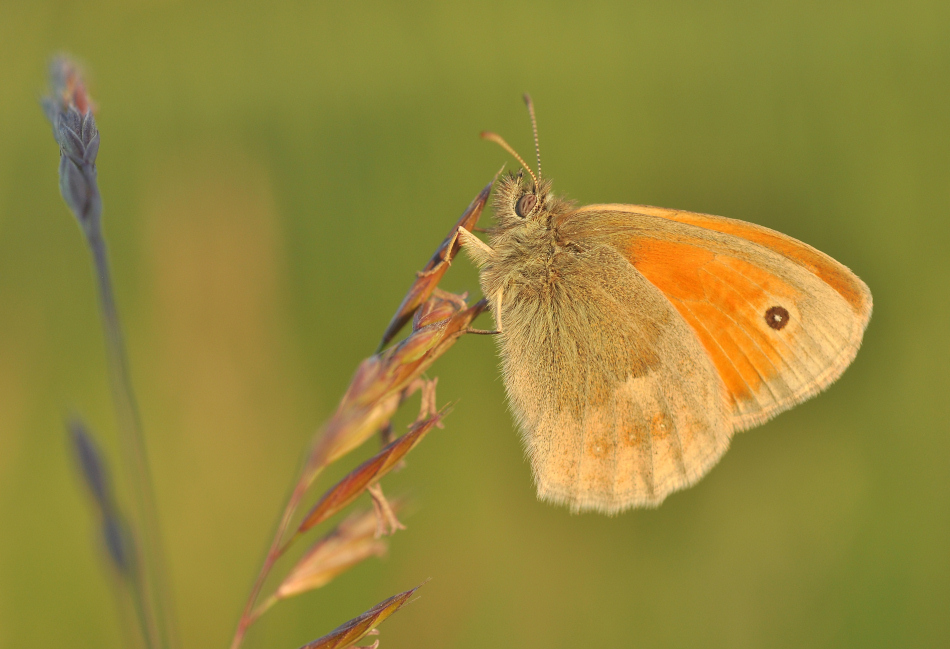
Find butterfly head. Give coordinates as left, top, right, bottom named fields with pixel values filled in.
left=482, top=95, right=569, bottom=230
left=491, top=169, right=555, bottom=228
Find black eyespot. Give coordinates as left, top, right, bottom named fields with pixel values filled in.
left=765, top=306, right=790, bottom=330
left=515, top=193, right=537, bottom=217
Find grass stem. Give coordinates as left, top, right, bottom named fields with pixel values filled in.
left=86, top=228, right=176, bottom=649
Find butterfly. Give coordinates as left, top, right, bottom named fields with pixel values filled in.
left=457, top=97, right=872, bottom=513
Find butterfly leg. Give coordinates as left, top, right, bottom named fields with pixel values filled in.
left=466, top=288, right=504, bottom=335
left=415, top=230, right=458, bottom=278
left=457, top=226, right=496, bottom=268
left=456, top=227, right=502, bottom=334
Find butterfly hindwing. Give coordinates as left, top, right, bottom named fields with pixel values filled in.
left=494, top=240, right=732, bottom=511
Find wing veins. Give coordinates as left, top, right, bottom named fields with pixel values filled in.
left=718, top=259, right=834, bottom=383
left=697, top=264, right=805, bottom=392
left=658, top=391, right=689, bottom=482
left=694, top=267, right=786, bottom=406
left=676, top=299, right=760, bottom=416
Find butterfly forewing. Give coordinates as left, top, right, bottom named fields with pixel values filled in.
left=560, top=205, right=872, bottom=431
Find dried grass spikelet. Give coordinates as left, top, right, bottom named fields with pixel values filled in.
left=296, top=412, right=443, bottom=537
left=276, top=505, right=398, bottom=601
left=316, top=329, right=444, bottom=469
left=309, top=292, right=487, bottom=476
left=296, top=585, right=423, bottom=649
left=378, top=180, right=492, bottom=350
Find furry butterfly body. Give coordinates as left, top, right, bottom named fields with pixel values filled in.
left=460, top=132, right=871, bottom=514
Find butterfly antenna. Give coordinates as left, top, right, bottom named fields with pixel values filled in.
left=523, top=94, right=541, bottom=179
left=480, top=131, right=538, bottom=188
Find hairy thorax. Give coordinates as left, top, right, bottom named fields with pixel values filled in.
left=480, top=220, right=575, bottom=300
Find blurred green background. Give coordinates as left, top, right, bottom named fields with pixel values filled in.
left=1, top=1, right=948, bottom=648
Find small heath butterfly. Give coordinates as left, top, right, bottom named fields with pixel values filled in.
left=458, top=96, right=872, bottom=513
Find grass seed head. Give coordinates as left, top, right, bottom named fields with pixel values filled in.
left=42, top=56, right=102, bottom=234
left=296, top=585, right=423, bottom=649
left=299, top=413, right=442, bottom=535
left=276, top=506, right=396, bottom=600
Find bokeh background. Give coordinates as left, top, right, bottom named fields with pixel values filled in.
left=1, top=1, right=948, bottom=648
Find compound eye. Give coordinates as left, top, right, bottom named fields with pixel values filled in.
left=515, top=193, right=537, bottom=217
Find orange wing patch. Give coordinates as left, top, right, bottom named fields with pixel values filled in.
left=608, top=204, right=871, bottom=320
left=626, top=237, right=804, bottom=420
